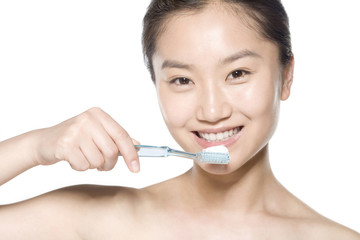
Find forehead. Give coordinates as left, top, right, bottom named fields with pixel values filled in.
left=153, top=4, right=278, bottom=66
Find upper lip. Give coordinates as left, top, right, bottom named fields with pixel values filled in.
left=193, top=126, right=242, bottom=134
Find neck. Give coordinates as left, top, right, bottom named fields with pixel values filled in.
left=183, top=145, right=277, bottom=213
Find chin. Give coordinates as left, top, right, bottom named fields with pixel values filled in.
left=197, top=163, right=231, bottom=175
left=195, top=157, right=247, bottom=176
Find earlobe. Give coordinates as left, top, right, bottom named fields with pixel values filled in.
left=281, top=56, right=294, bottom=101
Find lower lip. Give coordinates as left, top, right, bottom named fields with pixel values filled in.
left=193, top=128, right=243, bottom=149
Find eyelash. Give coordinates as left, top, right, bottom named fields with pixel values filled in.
left=169, top=77, right=193, bottom=86
left=168, top=69, right=250, bottom=86
left=226, top=69, right=250, bottom=81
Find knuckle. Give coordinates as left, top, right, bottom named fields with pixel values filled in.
left=103, top=159, right=118, bottom=171
left=72, top=107, right=104, bottom=130
left=68, top=155, right=90, bottom=171
left=70, top=162, right=88, bottom=171
left=87, top=107, right=103, bottom=115
left=93, top=156, right=105, bottom=168
left=76, top=111, right=92, bottom=126
left=77, top=107, right=104, bottom=125
left=77, top=161, right=90, bottom=171
left=66, top=112, right=96, bottom=137
left=114, top=128, right=129, bottom=141
left=105, top=163, right=116, bottom=171
left=103, top=145, right=119, bottom=160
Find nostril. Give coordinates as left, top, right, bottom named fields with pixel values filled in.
left=196, top=102, right=232, bottom=123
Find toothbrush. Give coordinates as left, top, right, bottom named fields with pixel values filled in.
left=133, top=145, right=230, bottom=164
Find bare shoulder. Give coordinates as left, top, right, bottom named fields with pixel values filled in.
left=55, top=184, right=147, bottom=238
left=265, top=184, right=360, bottom=240
left=0, top=184, right=145, bottom=239
left=291, top=203, right=359, bottom=239
left=306, top=217, right=360, bottom=240
left=298, top=203, right=359, bottom=239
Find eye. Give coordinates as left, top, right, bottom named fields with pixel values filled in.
left=169, top=77, right=194, bottom=86
left=226, top=70, right=249, bottom=81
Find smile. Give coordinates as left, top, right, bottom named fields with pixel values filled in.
left=195, top=126, right=243, bottom=143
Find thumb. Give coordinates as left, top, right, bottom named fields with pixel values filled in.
left=131, top=138, right=140, bottom=145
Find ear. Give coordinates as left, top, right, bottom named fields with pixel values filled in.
left=280, top=56, right=294, bottom=101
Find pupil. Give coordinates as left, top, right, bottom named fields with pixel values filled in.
left=233, top=70, right=241, bottom=78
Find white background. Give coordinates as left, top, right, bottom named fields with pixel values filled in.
left=0, top=0, right=359, bottom=232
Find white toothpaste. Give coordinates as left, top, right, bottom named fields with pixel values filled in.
left=203, top=145, right=229, bottom=157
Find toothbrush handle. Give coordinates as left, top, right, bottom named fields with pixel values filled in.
left=134, top=145, right=169, bottom=157
left=167, top=148, right=197, bottom=160
left=123, top=145, right=197, bottom=160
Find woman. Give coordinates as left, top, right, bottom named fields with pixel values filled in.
left=0, top=0, right=359, bottom=239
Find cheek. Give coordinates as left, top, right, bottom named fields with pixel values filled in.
left=157, top=87, right=195, bottom=129
left=240, top=77, right=280, bottom=118
left=239, top=78, right=281, bottom=145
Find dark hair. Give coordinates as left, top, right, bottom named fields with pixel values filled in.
left=142, top=0, right=293, bottom=82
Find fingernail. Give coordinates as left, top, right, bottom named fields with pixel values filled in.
left=131, top=160, right=140, bottom=173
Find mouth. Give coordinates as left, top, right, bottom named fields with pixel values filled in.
left=193, top=126, right=243, bottom=148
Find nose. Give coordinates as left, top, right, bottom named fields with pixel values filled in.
left=196, top=83, right=232, bottom=123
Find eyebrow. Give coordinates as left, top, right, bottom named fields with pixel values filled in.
left=161, top=60, right=193, bottom=70
left=220, top=49, right=261, bottom=65
left=161, top=49, right=261, bottom=70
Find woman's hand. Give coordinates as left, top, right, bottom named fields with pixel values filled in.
left=34, top=107, right=140, bottom=172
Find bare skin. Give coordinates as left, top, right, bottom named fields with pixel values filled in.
left=1, top=160, right=358, bottom=239
left=0, top=3, right=359, bottom=240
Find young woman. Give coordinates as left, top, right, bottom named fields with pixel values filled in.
left=0, top=0, right=359, bottom=239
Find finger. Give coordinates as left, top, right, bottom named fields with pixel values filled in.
left=132, top=138, right=140, bottom=145
left=90, top=125, right=120, bottom=171
left=67, top=148, right=90, bottom=171
left=101, top=157, right=118, bottom=171
left=97, top=112, right=140, bottom=173
left=79, top=139, right=105, bottom=169
left=112, top=129, right=139, bottom=173
left=99, top=139, right=119, bottom=171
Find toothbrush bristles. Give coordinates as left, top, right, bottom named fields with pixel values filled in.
left=199, top=152, right=230, bottom=164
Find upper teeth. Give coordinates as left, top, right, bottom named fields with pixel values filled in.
left=198, top=127, right=240, bottom=142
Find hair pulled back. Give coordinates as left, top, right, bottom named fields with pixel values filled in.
left=142, top=0, right=292, bottom=82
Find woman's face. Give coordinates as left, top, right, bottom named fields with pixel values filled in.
left=152, top=5, right=293, bottom=175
